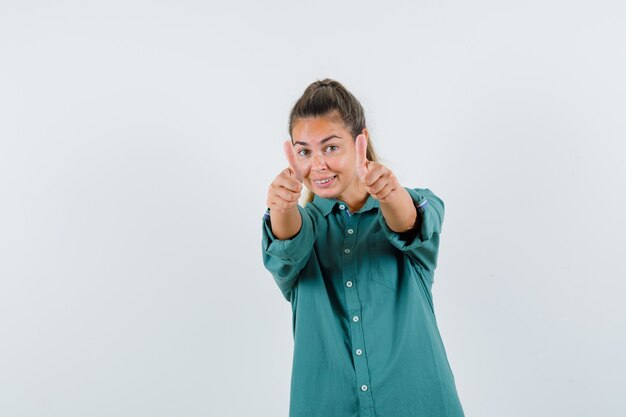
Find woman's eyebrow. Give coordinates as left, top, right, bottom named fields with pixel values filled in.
left=294, top=135, right=342, bottom=147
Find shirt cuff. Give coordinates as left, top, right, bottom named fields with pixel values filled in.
left=377, top=187, right=442, bottom=252
left=262, top=205, right=314, bottom=262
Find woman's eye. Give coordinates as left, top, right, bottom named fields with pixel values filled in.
left=297, top=149, right=309, bottom=157
left=325, top=145, right=338, bottom=152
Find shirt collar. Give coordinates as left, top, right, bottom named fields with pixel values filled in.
left=311, top=193, right=380, bottom=217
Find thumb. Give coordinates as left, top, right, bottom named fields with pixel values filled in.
left=283, top=140, right=303, bottom=182
left=355, top=134, right=369, bottom=180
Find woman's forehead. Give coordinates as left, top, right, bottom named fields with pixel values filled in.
left=292, top=115, right=350, bottom=145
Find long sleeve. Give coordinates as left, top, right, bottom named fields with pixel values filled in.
left=261, top=205, right=316, bottom=301
left=377, top=187, right=445, bottom=276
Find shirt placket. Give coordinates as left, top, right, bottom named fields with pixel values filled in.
left=339, top=204, right=375, bottom=417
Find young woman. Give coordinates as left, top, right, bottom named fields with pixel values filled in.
left=262, top=79, right=465, bottom=417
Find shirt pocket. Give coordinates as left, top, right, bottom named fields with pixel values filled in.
left=366, top=230, right=398, bottom=291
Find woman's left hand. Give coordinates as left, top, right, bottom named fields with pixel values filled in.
left=355, top=134, right=402, bottom=203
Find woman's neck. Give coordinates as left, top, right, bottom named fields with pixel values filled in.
left=337, top=180, right=369, bottom=213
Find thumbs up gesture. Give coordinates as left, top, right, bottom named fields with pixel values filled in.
left=266, top=141, right=304, bottom=214
left=355, top=134, right=400, bottom=203
left=283, top=140, right=304, bottom=183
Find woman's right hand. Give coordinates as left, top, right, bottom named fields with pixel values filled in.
left=266, top=141, right=305, bottom=240
left=266, top=141, right=304, bottom=214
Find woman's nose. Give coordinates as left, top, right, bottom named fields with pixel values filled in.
left=311, top=153, right=327, bottom=171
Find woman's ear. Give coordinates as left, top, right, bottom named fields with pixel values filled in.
left=361, top=128, right=369, bottom=141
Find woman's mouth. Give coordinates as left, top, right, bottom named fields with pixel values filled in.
left=313, top=175, right=337, bottom=188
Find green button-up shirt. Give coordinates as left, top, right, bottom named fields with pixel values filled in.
left=261, top=187, right=464, bottom=417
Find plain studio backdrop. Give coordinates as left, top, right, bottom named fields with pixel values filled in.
left=1, top=1, right=625, bottom=416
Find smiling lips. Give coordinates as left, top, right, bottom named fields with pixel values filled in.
left=312, top=175, right=337, bottom=187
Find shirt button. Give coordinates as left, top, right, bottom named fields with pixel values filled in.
left=346, top=281, right=353, bottom=288
left=361, top=384, right=368, bottom=392
left=347, top=228, right=354, bottom=235
left=339, top=204, right=345, bottom=210
left=352, top=315, right=359, bottom=322
left=356, top=349, right=363, bottom=356
left=344, top=248, right=351, bottom=254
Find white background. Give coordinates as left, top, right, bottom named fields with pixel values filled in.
left=1, top=1, right=625, bottom=416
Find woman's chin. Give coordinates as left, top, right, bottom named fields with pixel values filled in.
left=311, top=186, right=339, bottom=199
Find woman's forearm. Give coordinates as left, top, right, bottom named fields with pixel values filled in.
left=379, top=187, right=418, bottom=233
left=270, top=206, right=303, bottom=240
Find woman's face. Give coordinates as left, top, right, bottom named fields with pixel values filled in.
left=291, top=112, right=367, bottom=202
